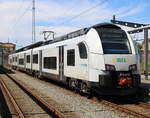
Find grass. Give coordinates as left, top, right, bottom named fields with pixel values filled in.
left=140, top=63, right=150, bottom=74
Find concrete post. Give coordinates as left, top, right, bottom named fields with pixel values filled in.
left=144, top=29, right=149, bottom=80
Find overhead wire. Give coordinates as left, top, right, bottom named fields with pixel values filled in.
left=61, top=0, right=82, bottom=18
left=9, top=1, right=32, bottom=37
left=9, top=0, right=109, bottom=43
left=49, top=0, right=108, bottom=30
left=10, top=0, right=26, bottom=28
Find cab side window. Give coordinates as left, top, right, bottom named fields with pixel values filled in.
left=78, top=42, right=87, bottom=59
left=67, top=49, right=75, bottom=66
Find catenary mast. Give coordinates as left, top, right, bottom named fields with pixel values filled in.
left=32, top=0, right=36, bottom=43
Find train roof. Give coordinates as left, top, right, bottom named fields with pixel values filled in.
left=14, top=22, right=120, bottom=53
left=15, top=41, right=44, bottom=53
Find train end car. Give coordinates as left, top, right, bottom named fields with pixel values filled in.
left=82, top=23, right=141, bottom=95
left=8, top=22, right=141, bottom=96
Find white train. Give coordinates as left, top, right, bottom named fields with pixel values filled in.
left=9, top=23, right=141, bottom=96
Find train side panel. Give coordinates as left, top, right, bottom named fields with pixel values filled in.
left=85, top=28, right=105, bottom=83
left=32, top=49, right=40, bottom=71
left=25, top=49, right=32, bottom=72
left=18, top=51, right=25, bottom=70
left=64, top=41, right=89, bottom=81
left=41, top=46, right=59, bottom=79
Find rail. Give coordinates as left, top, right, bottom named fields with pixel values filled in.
left=0, top=77, right=25, bottom=118
left=1, top=68, right=150, bottom=118
left=0, top=69, right=66, bottom=118
left=97, top=99, right=150, bottom=118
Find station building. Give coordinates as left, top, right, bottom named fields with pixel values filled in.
left=0, top=42, right=16, bottom=66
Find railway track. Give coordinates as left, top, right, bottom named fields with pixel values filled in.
left=19, top=71, right=150, bottom=118
left=29, top=69, right=150, bottom=118
left=0, top=68, right=127, bottom=118
left=0, top=69, right=66, bottom=118
left=94, top=98, right=150, bottom=118
left=1, top=67, right=150, bottom=118
left=91, top=92, right=150, bottom=118
left=136, top=102, right=150, bottom=109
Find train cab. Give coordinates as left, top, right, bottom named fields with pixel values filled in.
left=85, top=23, right=141, bottom=95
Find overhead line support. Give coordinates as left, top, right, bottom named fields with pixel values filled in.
left=32, top=0, right=36, bottom=44
left=144, top=29, right=149, bottom=80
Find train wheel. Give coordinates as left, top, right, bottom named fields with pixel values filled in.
left=37, top=74, right=40, bottom=79
left=80, top=82, right=92, bottom=98
left=69, top=79, right=75, bottom=90
left=35, top=72, right=40, bottom=79
left=35, top=72, right=37, bottom=78
left=33, top=72, right=37, bottom=79
left=80, top=82, right=88, bottom=94
left=74, top=80, right=79, bottom=93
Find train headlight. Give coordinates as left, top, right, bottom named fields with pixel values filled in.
left=105, top=64, right=116, bottom=71
left=129, top=64, right=137, bottom=71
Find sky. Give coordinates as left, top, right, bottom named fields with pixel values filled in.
left=0, top=0, right=150, bottom=49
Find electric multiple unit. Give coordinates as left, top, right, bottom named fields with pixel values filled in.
left=9, top=23, right=141, bottom=96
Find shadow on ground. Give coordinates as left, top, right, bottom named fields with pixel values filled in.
left=0, top=66, right=15, bottom=74
left=0, top=88, right=13, bottom=118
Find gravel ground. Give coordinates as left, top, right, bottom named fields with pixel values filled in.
left=120, top=104, right=150, bottom=117
left=0, top=74, right=53, bottom=118
left=9, top=72, right=136, bottom=118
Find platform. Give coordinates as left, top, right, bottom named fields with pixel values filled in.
left=140, top=75, right=150, bottom=102
left=141, top=75, right=150, bottom=88
left=141, top=75, right=150, bottom=81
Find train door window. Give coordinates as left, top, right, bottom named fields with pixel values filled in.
left=33, top=54, right=38, bottom=64
left=44, top=57, right=57, bottom=70
left=13, top=57, right=15, bottom=62
left=27, top=55, right=30, bottom=63
left=15, top=57, right=17, bottom=62
left=78, top=42, right=87, bottom=59
left=67, top=49, right=75, bottom=66
left=19, top=58, right=24, bottom=65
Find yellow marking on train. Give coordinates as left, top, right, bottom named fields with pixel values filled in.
left=112, top=58, right=130, bottom=63
left=112, top=58, right=117, bottom=63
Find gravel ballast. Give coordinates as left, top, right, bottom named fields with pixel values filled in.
left=10, top=72, right=135, bottom=118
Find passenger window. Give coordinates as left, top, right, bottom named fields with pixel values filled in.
left=19, top=59, right=24, bottom=65
left=67, top=49, right=75, bottom=66
left=44, top=57, right=57, bottom=70
left=78, top=42, right=87, bottom=59
left=33, top=54, right=38, bottom=64
left=15, top=57, right=17, bottom=62
left=27, top=55, right=30, bottom=63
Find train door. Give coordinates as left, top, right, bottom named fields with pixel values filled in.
left=39, top=50, right=42, bottom=75
left=24, top=53, right=26, bottom=69
left=59, top=46, right=64, bottom=80
left=31, top=49, right=33, bottom=71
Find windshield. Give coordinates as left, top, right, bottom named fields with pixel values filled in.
left=96, top=28, right=132, bottom=54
